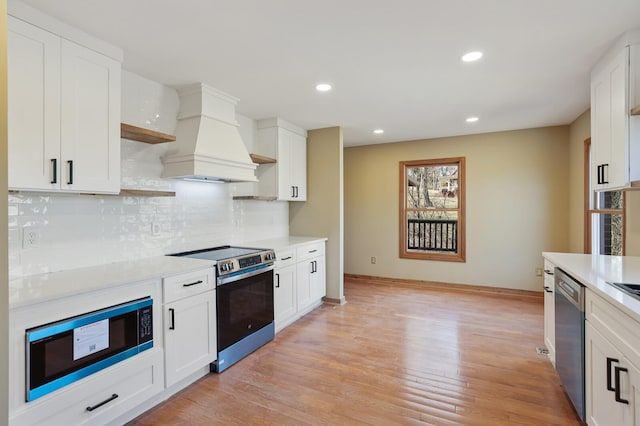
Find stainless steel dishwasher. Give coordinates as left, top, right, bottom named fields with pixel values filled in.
left=554, top=268, right=586, bottom=422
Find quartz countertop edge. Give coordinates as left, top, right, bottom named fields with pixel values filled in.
left=9, top=256, right=216, bottom=309
left=543, top=252, right=640, bottom=321
left=242, top=236, right=328, bottom=251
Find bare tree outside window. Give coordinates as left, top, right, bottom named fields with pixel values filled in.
left=400, top=157, right=465, bottom=262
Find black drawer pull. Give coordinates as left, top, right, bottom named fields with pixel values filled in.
left=543, top=269, right=553, bottom=275
left=275, top=273, right=280, bottom=288
left=86, top=393, right=118, bottom=412
left=614, top=366, right=629, bottom=404
left=183, top=280, right=203, bottom=287
left=543, top=286, right=552, bottom=293
left=67, top=160, right=73, bottom=185
left=607, top=357, right=619, bottom=391
left=50, top=159, right=57, bottom=184
left=281, top=256, right=292, bottom=261
left=169, top=308, right=175, bottom=330
left=309, top=249, right=318, bottom=253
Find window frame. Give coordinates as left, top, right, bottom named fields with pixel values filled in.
left=399, top=157, right=466, bottom=262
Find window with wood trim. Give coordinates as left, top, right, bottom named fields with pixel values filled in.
left=584, top=138, right=625, bottom=255
left=400, top=157, right=466, bottom=262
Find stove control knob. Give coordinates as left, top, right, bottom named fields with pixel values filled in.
left=230, top=263, right=235, bottom=270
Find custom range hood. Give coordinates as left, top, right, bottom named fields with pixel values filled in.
left=162, top=83, right=257, bottom=182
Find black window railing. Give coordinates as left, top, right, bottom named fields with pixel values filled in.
left=407, top=219, right=457, bottom=252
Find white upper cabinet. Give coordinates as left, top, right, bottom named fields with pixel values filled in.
left=590, top=38, right=640, bottom=191
left=253, top=118, right=308, bottom=201
left=7, top=7, right=122, bottom=194
left=8, top=17, right=61, bottom=191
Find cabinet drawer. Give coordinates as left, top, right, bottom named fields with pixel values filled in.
left=296, top=242, right=325, bottom=262
left=586, top=290, right=640, bottom=367
left=163, top=268, right=214, bottom=303
left=11, top=349, right=163, bottom=426
left=275, top=249, right=296, bottom=268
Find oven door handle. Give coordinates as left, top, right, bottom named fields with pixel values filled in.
left=217, top=264, right=275, bottom=286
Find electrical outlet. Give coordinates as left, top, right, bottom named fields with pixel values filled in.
left=535, top=268, right=543, bottom=277
left=151, top=223, right=161, bottom=236
left=22, top=228, right=41, bottom=248
left=371, top=256, right=376, bottom=264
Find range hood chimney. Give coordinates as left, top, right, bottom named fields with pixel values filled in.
left=162, top=83, right=257, bottom=182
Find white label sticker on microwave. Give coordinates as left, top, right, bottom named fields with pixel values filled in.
left=73, top=319, right=109, bottom=360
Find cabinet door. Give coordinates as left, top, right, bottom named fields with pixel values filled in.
left=274, top=264, right=297, bottom=331
left=7, top=17, right=61, bottom=191
left=590, top=47, right=629, bottom=190
left=60, top=40, right=121, bottom=194
left=586, top=322, right=629, bottom=426
left=310, top=255, right=326, bottom=301
left=543, top=264, right=556, bottom=365
left=277, top=128, right=294, bottom=200
left=289, top=130, right=307, bottom=201
left=164, top=291, right=216, bottom=387
left=627, top=360, right=640, bottom=426
left=296, top=259, right=313, bottom=311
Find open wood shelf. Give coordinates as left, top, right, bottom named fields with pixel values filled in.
left=631, top=105, right=640, bottom=116
left=121, top=123, right=176, bottom=144
left=232, top=195, right=278, bottom=201
left=119, top=189, right=176, bottom=197
left=249, top=153, right=277, bottom=164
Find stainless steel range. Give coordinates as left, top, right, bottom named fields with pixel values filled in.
left=169, top=246, right=276, bottom=372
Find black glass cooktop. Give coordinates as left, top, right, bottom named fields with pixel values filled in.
left=168, top=246, right=264, bottom=262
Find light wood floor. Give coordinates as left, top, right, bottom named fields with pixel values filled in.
left=129, top=277, right=581, bottom=425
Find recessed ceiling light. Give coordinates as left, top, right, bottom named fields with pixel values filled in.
left=461, top=51, right=483, bottom=62
left=373, top=129, right=384, bottom=134
left=466, top=117, right=479, bottom=123
left=315, top=83, right=332, bottom=92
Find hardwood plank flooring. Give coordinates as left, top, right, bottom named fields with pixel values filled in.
left=129, top=277, right=581, bottom=425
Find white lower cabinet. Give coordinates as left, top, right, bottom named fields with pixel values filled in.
left=274, top=261, right=297, bottom=331
left=273, top=240, right=326, bottom=333
left=585, top=290, right=640, bottom=426
left=163, top=268, right=216, bottom=388
left=543, top=259, right=556, bottom=366
left=9, top=279, right=164, bottom=426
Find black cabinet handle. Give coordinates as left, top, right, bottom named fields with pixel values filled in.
left=309, top=249, right=318, bottom=254
left=607, top=357, right=619, bottom=391
left=295, top=186, right=299, bottom=198
left=86, top=393, right=118, bottom=412
left=311, top=260, right=317, bottom=273
left=597, top=165, right=601, bottom=185
left=281, top=256, right=292, bottom=261
left=169, top=308, right=175, bottom=330
left=50, top=159, right=57, bottom=184
left=291, top=186, right=296, bottom=198
left=275, top=273, right=280, bottom=288
left=602, top=164, right=609, bottom=184
left=614, top=366, right=629, bottom=404
left=543, top=286, right=552, bottom=293
left=183, top=280, right=203, bottom=287
left=543, top=269, right=553, bottom=276
left=67, top=160, right=74, bottom=185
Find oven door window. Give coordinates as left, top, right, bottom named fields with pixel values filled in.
left=217, top=270, right=274, bottom=351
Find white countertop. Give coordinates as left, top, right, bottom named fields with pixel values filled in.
left=243, top=235, right=327, bottom=251
left=543, top=252, right=640, bottom=321
left=9, top=256, right=215, bottom=309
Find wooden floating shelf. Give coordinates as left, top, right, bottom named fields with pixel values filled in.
left=249, top=153, right=277, bottom=164
left=121, top=123, right=176, bottom=144
left=232, top=195, right=278, bottom=201
left=119, top=189, right=176, bottom=197
left=631, top=105, right=640, bottom=116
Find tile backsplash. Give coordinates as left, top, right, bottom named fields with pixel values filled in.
left=8, top=71, right=289, bottom=278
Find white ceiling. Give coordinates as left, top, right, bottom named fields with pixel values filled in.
left=19, top=0, right=640, bottom=147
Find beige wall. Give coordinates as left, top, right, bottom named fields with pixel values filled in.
left=344, top=126, right=570, bottom=292
left=568, top=110, right=590, bottom=253
left=290, top=127, right=345, bottom=302
left=1, top=0, right=9, bottom=421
